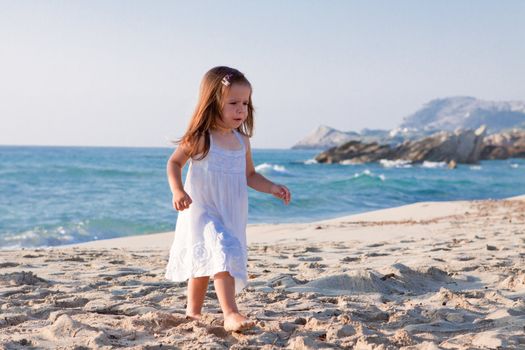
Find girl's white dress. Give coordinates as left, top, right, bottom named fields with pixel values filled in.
left=164, top=130, right=249, bottom=294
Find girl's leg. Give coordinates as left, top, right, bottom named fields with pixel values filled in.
left=186, top=276, right=210, bottom=319
left=213, top=271, right=254, bottom=331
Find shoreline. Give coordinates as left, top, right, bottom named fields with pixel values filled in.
left=57, top=194, right=525, bottom=250
left=1, top=193, right=522, bottom=252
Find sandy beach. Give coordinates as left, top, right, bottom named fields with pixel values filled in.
left=1, top=195, right=524, bottom=349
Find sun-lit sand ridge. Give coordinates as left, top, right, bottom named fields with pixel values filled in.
left=0, top=195, right=524, bottom=349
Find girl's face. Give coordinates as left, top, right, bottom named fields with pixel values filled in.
left=218, top=83, right=251, bottom=130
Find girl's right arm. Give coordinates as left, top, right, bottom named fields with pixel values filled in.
left=167, top=143, right=192, bottom=211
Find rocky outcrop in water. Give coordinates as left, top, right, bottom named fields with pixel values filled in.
left=480, top=129, right=525, bottom=160
left=314, top=141, right=394, bottom=164
left=315, top=126, right=487, bottom=164
left=394, top=126, right=487, bottom=164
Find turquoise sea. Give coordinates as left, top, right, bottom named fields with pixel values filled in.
left=1, top=145, right=524, bottom=249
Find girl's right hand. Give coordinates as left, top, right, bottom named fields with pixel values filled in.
left=172, top=190, right=193, bottom=211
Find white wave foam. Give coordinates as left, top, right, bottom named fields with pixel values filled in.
left=0, top=222, right=88, bottom=249
left=510, top=163, right=519, bottom=168
left=421, top=161, right=447, bottom=169
left=379, top=159, right=413, bottom=168
left=339, top=160, right=357, bottom=165
left=353, top=169, right=386, bottom=181
left=255, top=163, right=288, bottom=173
left=470, top=165, right=482, bottom=170
left=304, top=159, right=318, bottom=165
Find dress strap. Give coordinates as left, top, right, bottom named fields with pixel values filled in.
left=233, top=130, right=246, bottom=150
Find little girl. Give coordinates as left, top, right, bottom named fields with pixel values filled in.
left=164, top=66, right=291, bottom=332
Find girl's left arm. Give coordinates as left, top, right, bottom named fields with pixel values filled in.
left=244, top=136, right=291, bottom=205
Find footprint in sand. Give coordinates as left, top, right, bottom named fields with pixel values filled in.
left=303, top=247, right=322, bottom=253
left=429, top=247, right=452, bottom=252
left=268, top=274, right=303, bottom=288
left=63, top=256, right=86, bottom=262
left=302, top=262, right=327, bottom=269
left=366, top=242, right=386, bottom=248
left=0, top=271, right=48, bottom=286
left=341, top=256, right=360, bottom=262
left=456, top=255, right=475, bottom=261
left=0, top=262, right=19, bottom=268
left=297, top=256, right=323, bottom=262
left=365, top=252, right=389, bottom=257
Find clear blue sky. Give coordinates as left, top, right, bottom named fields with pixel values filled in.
left=1, top=1, right=524, bottom=148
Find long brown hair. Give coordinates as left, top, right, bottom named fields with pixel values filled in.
left=177, top=66, right=255, bottom=160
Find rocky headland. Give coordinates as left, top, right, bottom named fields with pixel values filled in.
left=315, top=127, right=525, bottom=166
left=294, top=96, right=525, bottom=152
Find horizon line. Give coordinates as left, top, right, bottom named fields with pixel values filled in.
left=0, top=143, right=297, bottom=150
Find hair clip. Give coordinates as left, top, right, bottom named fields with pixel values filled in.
left=221, top=73, right=233, bottom=86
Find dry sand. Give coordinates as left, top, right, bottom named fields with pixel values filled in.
left=1, top=196, right=524, bottom=349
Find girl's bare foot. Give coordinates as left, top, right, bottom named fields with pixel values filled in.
left=223, top=312, right=255, bottom=332
left=185, top=313, right=202, bottom=321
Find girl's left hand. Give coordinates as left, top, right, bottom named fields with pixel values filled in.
left=270, top=183, right=291, bottom=205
